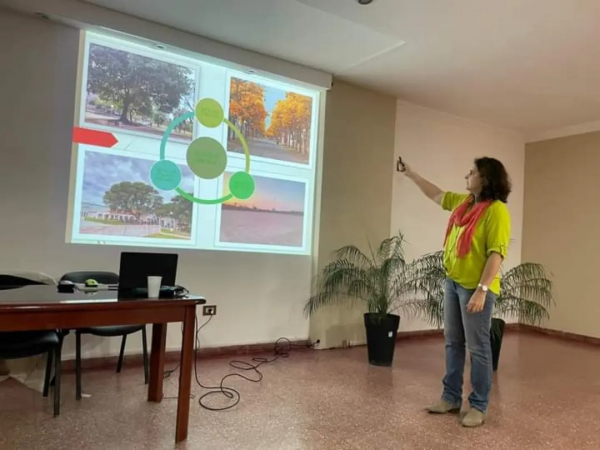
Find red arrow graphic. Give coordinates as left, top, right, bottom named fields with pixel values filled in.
left=72, top=127, right=118, bottom=148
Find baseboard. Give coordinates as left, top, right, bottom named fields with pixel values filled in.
left=519, top=324, right=600, bottom=346
left=395, top=323, right=520, bottom=342
left=63, top=323, right=588, bottom=372
left=396, top=328, right=442, bottom=340
left=66, top=329, right=458, bottom=369
left=62, top=339, right=312, bottom=372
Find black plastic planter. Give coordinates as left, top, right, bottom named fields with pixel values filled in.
left=490, top=318, right=506, bottom=372
left=364, top=313, right=400, bottom=366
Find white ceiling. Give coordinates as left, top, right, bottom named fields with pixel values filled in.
left=81, top=0, right=600, bottom=135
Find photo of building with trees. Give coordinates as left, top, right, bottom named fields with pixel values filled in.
left=78, top=151, right=194, bottom=240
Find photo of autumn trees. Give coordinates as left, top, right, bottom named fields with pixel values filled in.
left=228, top=77, right=313, bottom=165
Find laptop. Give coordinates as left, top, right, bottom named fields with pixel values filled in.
left=118, top=252, right=179, bottom=298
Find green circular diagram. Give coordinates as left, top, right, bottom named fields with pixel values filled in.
left=195, top=98, right=224, bottom=128
left=154, top=98, right=254, bottom=205
left=229, top=171, right=255, bottom=200
left=150, top=160, right=182, bottom=191
left=186, top=137, right=227, bottom=180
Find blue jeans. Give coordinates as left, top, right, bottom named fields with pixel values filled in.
left=442, top=279, right=496, bottom=413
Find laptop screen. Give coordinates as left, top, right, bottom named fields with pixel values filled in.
left=118, top=252, right=178, bottom=291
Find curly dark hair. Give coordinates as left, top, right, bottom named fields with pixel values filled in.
left=474, top=157, right=511, bottom=203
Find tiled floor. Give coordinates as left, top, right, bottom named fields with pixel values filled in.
left=1, top=332, right=600, bottom=450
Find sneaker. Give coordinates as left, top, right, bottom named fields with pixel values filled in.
left=426, top=399, right=461, bottom=414
left=461, top=408, right=486, bottom=427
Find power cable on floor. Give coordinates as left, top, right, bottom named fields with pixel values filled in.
left=163, top=314, right=316, bottom=410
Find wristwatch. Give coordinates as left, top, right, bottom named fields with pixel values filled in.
left=477, top=283, right=489, bottom=292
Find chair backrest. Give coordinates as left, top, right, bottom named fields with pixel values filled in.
left=0, top=274, right=46, bottom=290
left=60, top=271, right=119, bottom=285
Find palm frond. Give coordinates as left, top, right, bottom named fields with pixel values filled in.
left=376, top=251, right=443, bottom=327
left=497, top=262, right=554, bottom=324
left=319, top=259, right=374, bottom=298
left=376, top=232, right=406, bottom=263
left=391, top=294, right=445, bottom=328
left=494, top=295, right=550, bottom=325
left=306, top=232, right=428, bottom=319
left=403, top=253, right=445, bottom=297
left=304, top=258, right=375, bottom=317
left=501, top=263, right=552, bottom=291
left=305, top=233, right=555, bottom=329
left=394, top=252, right=554, bottom=328
left=335, top=245, right=373, bottom=270
left=399, top=251, right=446, bottom=327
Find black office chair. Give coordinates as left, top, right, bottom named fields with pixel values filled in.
left=59, top=271, right=149, bottom=400
left=0, top=274, right=63, bottom=416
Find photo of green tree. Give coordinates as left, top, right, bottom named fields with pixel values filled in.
left=84, top=43, right=196, bottom=140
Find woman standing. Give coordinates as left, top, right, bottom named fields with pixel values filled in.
left=401, top=157, right=511, bottom=427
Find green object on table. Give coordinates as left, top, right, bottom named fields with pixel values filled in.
left=84, top=279, right=98, bottom=287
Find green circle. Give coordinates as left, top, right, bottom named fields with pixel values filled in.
left=160, top=106, right=253, bottom=205
left=186, top=137, right=228, bottom=180
left=195, top=98, right=224, bottom=128
left=150, top=160, right=181, bottom=190
left=229, top=171, right=255, bottom=200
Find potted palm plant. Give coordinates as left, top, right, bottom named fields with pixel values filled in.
left=304, top=232, right=441, bottom=366
left=409, top=251, right=554, bottom=370
left=490, top=262, right=553, bottom=370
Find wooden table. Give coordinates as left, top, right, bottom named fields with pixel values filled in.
left=0, top=285, right=205, bottom=444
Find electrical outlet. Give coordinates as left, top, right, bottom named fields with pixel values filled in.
left=202, top=305, right=217, bottom=316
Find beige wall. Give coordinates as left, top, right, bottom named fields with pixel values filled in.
left=0, top=10, right=536, bottom=356
left=309, top=81, right=397, bottom=348
left=0, top=11, right=315, bottom=359
left=0, top=11, right=398, bottom=355
left=524, top=132, right=600, bottom=338
left=393, top=102, right=526, bottom=330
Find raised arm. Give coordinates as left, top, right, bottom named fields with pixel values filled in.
left=401, top=162, right=444, bottom=205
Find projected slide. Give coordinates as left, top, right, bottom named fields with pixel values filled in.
left=218, top=173, right=306, bottom=247
left=68, top=33, right=320, bottom=255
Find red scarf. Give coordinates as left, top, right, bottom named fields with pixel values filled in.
left=444, top=196, right=491, bottom=258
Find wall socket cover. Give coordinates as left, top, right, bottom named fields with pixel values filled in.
left=203, top=305, right=217, bottom=316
